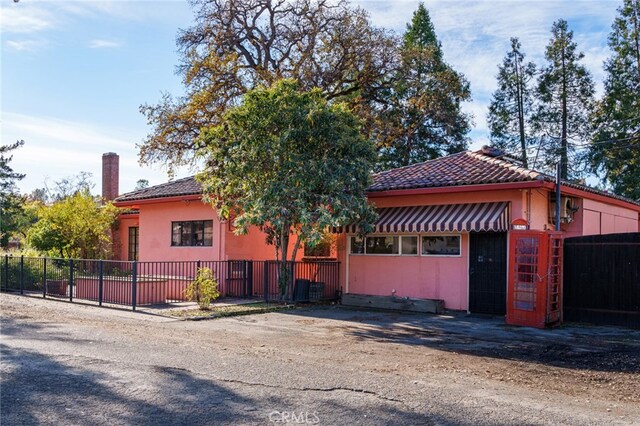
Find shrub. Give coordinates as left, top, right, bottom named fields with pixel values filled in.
left=185, top=267, right=220, bottom=309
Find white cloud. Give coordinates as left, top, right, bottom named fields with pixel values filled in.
left=2, top=112, right=191, bottom=195
left=5, top=39, right=46, bottom=51
left=88, top=39, right=122, bottom=49
left=0, top=5, right=53, bottom=33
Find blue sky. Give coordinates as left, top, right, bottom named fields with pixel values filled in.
left=1, top=0, right=620, bottom=195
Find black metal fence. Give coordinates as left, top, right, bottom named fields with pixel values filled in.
left=563, top=232, right=640, bottom=329
left=0, top=255, right=341, bottom=310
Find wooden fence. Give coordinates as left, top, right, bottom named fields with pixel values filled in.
left=563, top=232, right=639, bottom=329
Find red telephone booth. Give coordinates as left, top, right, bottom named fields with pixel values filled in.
left=506, top=230, right=563, bottom=328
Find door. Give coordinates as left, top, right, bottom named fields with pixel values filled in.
left=469, top=232, right=507, bottom=315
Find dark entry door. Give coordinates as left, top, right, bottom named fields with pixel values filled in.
left=469, top=232, right=507, bottom=315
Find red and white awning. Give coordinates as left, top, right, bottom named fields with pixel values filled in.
left=336, top=202, right=510, bottom=233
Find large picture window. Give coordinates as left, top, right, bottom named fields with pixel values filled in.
left=349, top=234, right=460, bottom=256
left=171, top=220, right=213, bottom=247
left=350, top=235, right=418, bottom=255
left=421, top=235, right=461, bottom=256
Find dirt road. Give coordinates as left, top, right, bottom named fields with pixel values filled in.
left=1, top=293, right=639, bottom=425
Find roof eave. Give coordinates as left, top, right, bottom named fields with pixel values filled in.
left=113, top=193, right=203, bottom=208
left=367, top=181, right=546, bottom=198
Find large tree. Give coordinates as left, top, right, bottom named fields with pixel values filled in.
left=196, top=79, right=376, bottom=296
left=487, top=38, right=537, bottom=167
left=590, top=0, right=640, bottom=200
left=27, top=192, right=121, bottom=259
left=0, top=140, right=26, bottom=248
left=533, top=19, right=595, bottom=179
left=376, top=3, right=471, bottom=170
left=140, top=0, right=396, bottom=173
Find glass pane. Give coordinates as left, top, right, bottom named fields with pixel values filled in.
left=171, top=222, right=182, bottom=246
left=193, top=221, right=205, bottom=246
left=180, top=222, right=192, bottom=246
left=401, top=236, right=418, bottom=255
left=366, top=236, right=399, bottom=254
left=203, top=220, right=213, bottom=246
left=421, top=235, right=461, bottom=255
left=350, top=236, right=364, bottom=254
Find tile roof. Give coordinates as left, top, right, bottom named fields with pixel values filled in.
left=113, top=150, right=639, bottom=207
left=370, top=151, right=544, bottom=192
left=114, top=176, right=201, bottom=202
left=371, top=150, right=640, bottom=206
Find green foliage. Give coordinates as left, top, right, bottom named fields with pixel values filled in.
left=487, top=38, right=537, bottom=167
left=139, top=0, right=397, bottom=173
left=0, top=140, right=27, bottom=248
left=27, top=192, right=121, bottom=259
left=196, top=79, right=376, bottom=296
left=185, top=267, right=220, bottom=309
left=376, top=3, right=471, bottom=170
left=590, top=0, right=640, bottom=201
left=533, top=19, right=595, bottom=179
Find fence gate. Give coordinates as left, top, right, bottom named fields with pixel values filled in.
left=563, top=232, right=640, bottom=329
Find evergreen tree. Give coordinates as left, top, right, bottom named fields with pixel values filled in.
left=590, top=0, right=640, bottom=201
left=0, top=140, right=26, bottom=248
left=487, top=38, right=537, bottom=167
left=376, top=3, right=471, bottom=170
left=533, top=19, right=595, bottom=179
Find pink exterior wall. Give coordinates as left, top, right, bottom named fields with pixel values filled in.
left=137, top=201, right=222, bottom=262
left=347, top=234, right=469, bottom=310
left=580, top=199, right=639, bottom=235
left=340, top=189, right=523, bottom=311
left=117, top=199, right=305, bottom=262
left=116, top=215, right=139, bottom=261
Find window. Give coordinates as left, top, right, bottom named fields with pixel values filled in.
left=128, top=227, right=139, bottom=261
left=304, top=241, right=332, bottom=257
left=171, top=220, right=213, bottom=247
left=350, top=236, right=364, bottom=254
left=422, top=235, right=461, bottom=256
left=401, top=236, right=418, bottom=255
left=366, top=236, right=399, bottom=254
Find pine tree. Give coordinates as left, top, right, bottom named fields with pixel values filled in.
left=533, top=19, right=595, bottom=180
left=487, top=38, right=536, bottom=167
left=377, top=3, right=471, bottom=170
left=590, top=0, right=640, bottom=201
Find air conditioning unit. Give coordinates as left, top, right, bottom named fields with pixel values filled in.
left=549, top=196, right=579, bottom=224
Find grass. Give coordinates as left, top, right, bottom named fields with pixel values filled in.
left=165, top=302, right=294, bottom=319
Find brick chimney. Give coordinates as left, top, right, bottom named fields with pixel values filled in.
left=102, top=152, right=119, bottom=201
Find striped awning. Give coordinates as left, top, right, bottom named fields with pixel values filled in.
left=336, top=202, right=510, bottom=234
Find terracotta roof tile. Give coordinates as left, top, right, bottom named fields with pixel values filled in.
left=113, top=151, right=639, bottom=207
left=114, top=176, right=201, bottom=202
left=369, top=151, right=543, bottom=192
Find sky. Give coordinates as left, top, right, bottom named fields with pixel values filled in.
left=1, top=0, right=621, bottom=196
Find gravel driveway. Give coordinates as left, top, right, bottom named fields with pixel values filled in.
left=1, top=293, right=639, bottom=425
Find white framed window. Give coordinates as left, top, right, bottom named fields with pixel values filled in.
left=421, top=235, right=461, bottom=256
left=400, top=236, right=418, bottom=255
left=349, top=235, right=420, bottom=256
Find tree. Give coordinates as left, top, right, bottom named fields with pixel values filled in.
left=45, top=171, right=95, bottom=202
left=27, top=191, right=121, bottom=259
left=140, top=0, right=397, bottom=173
left=0, top=140, right=27, bottom=248
left=196, top=79, right=376, bottom=296
left=590, top=0, right=640, bottom=200
left=487, top=38, right=537, bottom=167
left=533, top=19, right=595, bottom=179
left=376, top=3, right=471, bottom=170
left=135, top=179, right=150, bottom=190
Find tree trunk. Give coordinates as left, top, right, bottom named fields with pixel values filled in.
left=560, top=37, right=569, bottom=180
left=514, top=54, right=528, bottom=168
left=277, top=222, right=290, bottom=299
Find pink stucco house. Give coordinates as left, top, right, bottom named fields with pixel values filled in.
left=106, top=149, right=640, bottom=314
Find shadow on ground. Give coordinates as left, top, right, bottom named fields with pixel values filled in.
left=282, top=305, right=640, bottom=374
